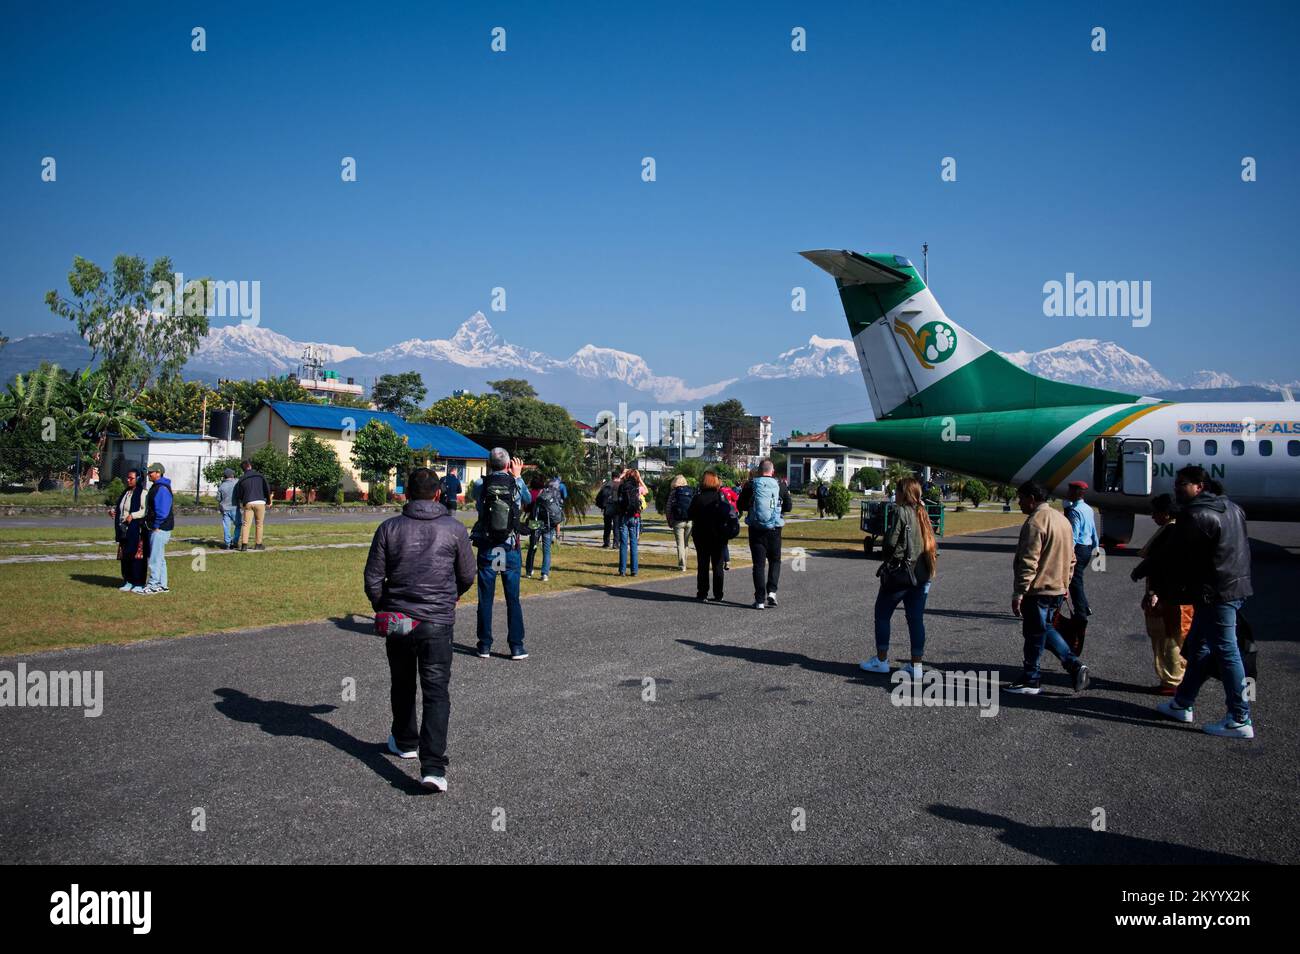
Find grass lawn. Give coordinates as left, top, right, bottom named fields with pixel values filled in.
left=4, top=507, right=1026, bottom=657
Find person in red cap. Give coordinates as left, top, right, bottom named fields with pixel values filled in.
left=1062, top=480, right=1100, bottom=650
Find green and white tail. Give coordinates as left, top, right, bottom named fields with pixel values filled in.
left=800, top=249, right=1144, bottom=421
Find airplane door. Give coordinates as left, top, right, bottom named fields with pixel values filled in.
left=1120, top=439, right=1153, bottom=496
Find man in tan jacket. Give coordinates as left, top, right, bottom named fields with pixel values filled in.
left=1006, top=480, right=1090, bottom=695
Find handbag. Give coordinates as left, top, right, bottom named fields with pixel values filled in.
left=876, top=508, right=918, bottom=590
left=374, top=611, right=417, bottom=637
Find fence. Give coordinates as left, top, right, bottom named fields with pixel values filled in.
left=1, top=450, right=240, bottom=501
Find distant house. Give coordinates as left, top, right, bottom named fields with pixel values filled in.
left=242, top=401, right=489, bottom=498
left=106, top=426, right=243, bottom=495
left=772, top=432, right=890, bottom=490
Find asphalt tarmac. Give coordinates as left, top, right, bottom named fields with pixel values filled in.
left=2, top=521, right=1296, bottom=864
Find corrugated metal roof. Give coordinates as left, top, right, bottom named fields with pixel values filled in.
left=141, top=424, right=207, bottom=441
left=267, top=401, right=488, bottom=460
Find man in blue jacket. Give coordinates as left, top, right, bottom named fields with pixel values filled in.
left=142, top=463, right=174, bottom=594
left=1063, top=480, right=1100, bottom=641
left=737, top=459, right=793, bottom=610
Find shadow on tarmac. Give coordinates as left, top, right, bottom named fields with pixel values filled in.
left=212, top=688, right=429, bottom=795
left=927, top=804, right=1271, bottom=864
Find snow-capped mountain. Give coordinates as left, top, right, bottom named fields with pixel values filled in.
left=564, top=344, right=736, bottom=401
left=747, top=335, right=858, bottom=379
left=1178, top=369, right=1242, bottom=390
left=189, top=323, right=364, bottom=376
left=998, top=338, right=1173, bottom=392
left=366, top=312, right=558, bottom=372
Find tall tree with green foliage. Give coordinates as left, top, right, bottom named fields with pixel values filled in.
left=480, top=396, right=578, bottom=447
left=372, top=371, right=426, bottom=416
left=137, top=375, right=219, bottom=434
left=420, top=392, right=500, bottom=433
left=45, top=255, right=211, bottom=406
left=350, top=420, right=407, bottom=494
left=250, top=445, right=291, bottom=492
left=216, top=377, right=312, bottom=434
left=885, top=460, right=915, bottom=492
left=487, top=378, right=538, bottom=401
left=288, top=430, right=344, bottom=499
left=702, top=398, right=751, bottom=463
left=60, top=368, right=145, bottom=474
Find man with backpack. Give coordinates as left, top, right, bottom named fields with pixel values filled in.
left=595, top=470, right=620, bottom=548
left=470, top=448, right=530, bottom=660
left=665, top=474, right=696, bottom=572
left=525, top=474, right=565, bottom=581
left=737, top=460, right=793, bottom=610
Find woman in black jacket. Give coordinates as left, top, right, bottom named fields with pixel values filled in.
left=687, top=470, right=731, bottom=602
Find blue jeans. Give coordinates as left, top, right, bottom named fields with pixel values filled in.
left=617, top=516, right=641, bottom=574
left=1021, top=593, right=1078, bottom=681
left=1175, top=599, right=1249, bottom=723
left=875, top=580, right=930, bottom=659
left=526, top=529, right=553, bottom=576
left=221, top=508, right=241, bottom=548
left=146, top=528, right=171, bottom=589
left=476, top=546, right=524, bottom=653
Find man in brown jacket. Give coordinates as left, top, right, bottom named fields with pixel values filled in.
left=1006, top=480, right=1090, bottom=695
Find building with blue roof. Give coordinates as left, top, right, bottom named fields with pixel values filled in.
left=243, top=400, right=489, bottom=499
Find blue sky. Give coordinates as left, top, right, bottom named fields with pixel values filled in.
left=2, top=0, right=1297, bottom=386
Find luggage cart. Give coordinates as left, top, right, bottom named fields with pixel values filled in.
left=860, top=499, right=945, bottom=556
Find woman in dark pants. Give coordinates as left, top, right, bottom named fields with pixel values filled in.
left=688, top=470, right=730, bottom=602
left=110, top=468, right=149, bottom=592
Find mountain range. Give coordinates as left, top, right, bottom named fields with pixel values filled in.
left=2, top=313, right=1294, bottom=433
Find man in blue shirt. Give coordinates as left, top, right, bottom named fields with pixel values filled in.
left=1063, top=480, right=1100, bottom=629
left=440, top=469, right=463, bottom=511
left=469, top=448, right=530, bottom=660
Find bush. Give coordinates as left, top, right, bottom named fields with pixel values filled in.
left=334, top=488, right=345, bottom=506
left=923, top=483, right=942, bottom=505
left=964, top=479, right=990, bottom=508
left=826, top=483, right=851, bottom=519
left=852, top=467, right=883, bottom=492
left=369, top=484, right=388, bottom=506
left=202, top=456, right=243, bottom=487
left=101, top=477, right=125, bottom=508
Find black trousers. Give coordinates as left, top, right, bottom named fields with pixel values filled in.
left=603, top=512, right=615, bottom=546
left=694, top=540, right=726, bottom=599
left=1070, top=543, right=1093, bottom=618
left=748, top=526, right=783, bottom=601
left=386, top=621, right=454, bottom=776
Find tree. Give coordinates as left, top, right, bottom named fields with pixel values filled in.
left=288, top=431, right=343, bottom=499
left=852, top=466, right=883, bottom=491
left=420, top=392, right=500, bottom=433
left=45, top=255, right=211, bottom=407
left=826, top=482, right=851, bottom=519
left=0, top=413, right=82, bottom=486
left=885, top=460, right=914, bottom=492
left=60, top=368, right=145, bottom=475
left=326, top=391, right=372, bottom=410
left=250, top=445, right=290, bottom=492
left=202, top=455, right=244, bottom=486
left=702, top=399, right=749, bottom=463
left=526, top=441, right=592, bottom=521
left=217, top=377, right=312, bottom=434
left=963, top=478, right=990, bottom=509
left=487, top=378, right=537, bottom=401
left=136, top=375, right=219, bottom=434
left=350, top=420, right=407, bottom=495
left=480, top=396, right=578, bottom=447
left=372, top=371, right=426, bottom=416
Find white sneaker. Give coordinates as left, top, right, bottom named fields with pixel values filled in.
left=766, top=592, right=778, bottom=607
left=387, top=735, right=417, bottom=759
left=130, top=586, right=147, bottom=594
left=859, top=657, right=891, bottom=674
left=753, top=601, right=766, bottom=610
left=421, top=774, right=448, bottom=792
left=896, top=661, right=922, bottom=679
left=540, top=574, right=549, bottom=582
left=118, top=582, right=134, bottom=591
left=1156, top=699, right=1195, bottom=723
left=1203, top=717, right=1254, bottom=739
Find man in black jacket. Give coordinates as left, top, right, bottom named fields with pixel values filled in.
left=364, top=467, right=475, bottom=790
left=1155, top=466, right=1255, bottom=739
left=234, top=460, right=272, bottom=552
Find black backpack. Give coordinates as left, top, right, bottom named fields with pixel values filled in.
left=538, top=485, right=565, bottom=528
left=618, top=479, right=641, bottom=516
left=720, top=496, right=740, bottom=539
left=669, top=486, right=695, bottom=523
left=474, top=472, right=520, bottom=546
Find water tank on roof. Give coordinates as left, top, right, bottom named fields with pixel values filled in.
left=208, top=410, right=242, bottom=440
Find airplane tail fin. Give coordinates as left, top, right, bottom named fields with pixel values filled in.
left=800, top=249, right=1143, bottom=420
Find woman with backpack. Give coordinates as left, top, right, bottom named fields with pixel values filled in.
left=859, top=476, right=938, bottom=678
left=615, top=467, right=648, bottom=576
left=688, top=470, right=736, bottom=602
left=665, top=474, right=695, bottom=572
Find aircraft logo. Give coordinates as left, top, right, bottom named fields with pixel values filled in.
left=894, top=319, right=957, bottom=369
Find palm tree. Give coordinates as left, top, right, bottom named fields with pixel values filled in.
left=0, top=363, right=64, bottom=427
left=884, top=460, right=914, bottom=493
left=60, top=369, right=144, bottom=480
